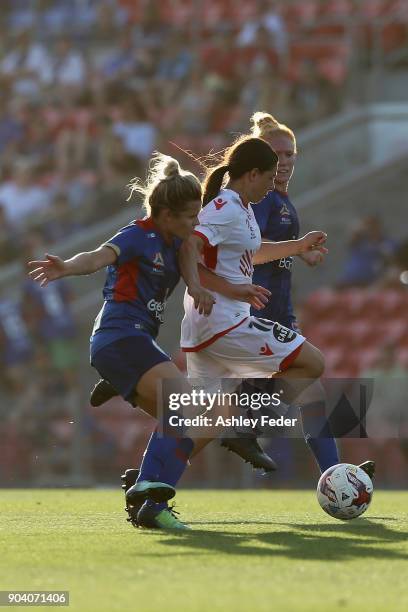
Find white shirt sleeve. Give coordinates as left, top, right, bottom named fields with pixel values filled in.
left=194, top=199, right=235, bottom=246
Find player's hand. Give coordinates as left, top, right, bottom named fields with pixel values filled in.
left=188, top=285, right=216, bottom=316
left=300, top=249, right=325, bottom=267
left=233, top=284, right=271, bottom=310
left=298, top=231, right=328, bottom=255
left=27, top=253, right=68, bottom=287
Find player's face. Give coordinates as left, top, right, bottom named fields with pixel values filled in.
left=267, top=135, right=297, bottom=190
left=169, top=199, right=202, bottom=240
left=249, top=167, right=277, bottom=203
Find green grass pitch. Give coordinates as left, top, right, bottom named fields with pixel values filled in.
left=1, top=490, right=407, bottom=612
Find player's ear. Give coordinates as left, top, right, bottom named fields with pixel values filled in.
left=160, top=207, right=172, bottom=223
left=249, top=168, right=260, bottom=182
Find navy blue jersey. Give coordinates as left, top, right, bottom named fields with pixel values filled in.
left=252, top=190, right=299, bottom=327
left=90, top=217, right=181, bottom=355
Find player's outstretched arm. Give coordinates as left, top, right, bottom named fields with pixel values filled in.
left=253, top=231, right=328, bottom=265
left=27, top=246, right=117, bottom=287
left=178, top=235, right=216, bottom=316
left=198, top=264, right=271, bottom=310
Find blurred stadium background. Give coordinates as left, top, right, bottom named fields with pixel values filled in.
left=0, top=0, right=407, bottom=490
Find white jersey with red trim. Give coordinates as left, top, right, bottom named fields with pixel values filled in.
left=181, top=188, right=261, bottom=350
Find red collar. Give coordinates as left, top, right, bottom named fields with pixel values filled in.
left=136, top=217, right=173, bottom=245
left=136, top=217, right=156, bottom=231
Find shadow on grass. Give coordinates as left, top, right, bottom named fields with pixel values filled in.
left=132, top=517, right=408, bottom=561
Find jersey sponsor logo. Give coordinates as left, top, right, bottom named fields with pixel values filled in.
left=272, top=323, right=297, bottom=344
left=239, top=249, right=254, bottom=277
left=278, top=256, right=293, bottom=271
left=214, top=197, right=227, bottom=210
left=259, top=342, right=274, bottom=356
left=147, top=298, right=167, bottom=323
left=153, top=252, right=164, bottom=267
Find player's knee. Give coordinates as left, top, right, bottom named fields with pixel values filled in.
left=309, top=345, right=325, bottom=379
left=301, top=342, right=325, bottom=379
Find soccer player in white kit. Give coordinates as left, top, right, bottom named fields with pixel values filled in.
left=118, top=136, right=371, bottom=529
left=114, top=136, right=327, bottom=529
left=180, top=136, right=327, bottom=393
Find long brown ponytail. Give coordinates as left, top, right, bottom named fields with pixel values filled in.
left=202, top=165, right=229, bottom=207
left=202, top=136, right=278, bottom=206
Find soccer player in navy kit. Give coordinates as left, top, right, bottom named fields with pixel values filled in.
left=249, top=112, right=321, bottom=328
left=27, top=152, right=272, bottom=529
left=27, top=153, right=218, bottom=529
left=243, top=112, right=375, bottom=479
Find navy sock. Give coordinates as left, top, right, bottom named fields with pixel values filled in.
left=158, top=436, right=194, bottom=486
left=300, top=401, right=339, bottom=473
left=138, top=429, right=176, bottom=482
left=139, top=432, right=194, bottom=512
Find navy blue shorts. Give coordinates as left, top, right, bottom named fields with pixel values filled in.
left=91, top=334, right=170, bottom=402
left=277, top=315, right=299, bottom=332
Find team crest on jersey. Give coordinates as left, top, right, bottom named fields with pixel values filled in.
left=279, top=202, right=292, bottom=225
left=153, top=252, right=164, bottom=267
left=214, top=198, right=227, bottom=211
left=280, top=202, right=290, bottom=216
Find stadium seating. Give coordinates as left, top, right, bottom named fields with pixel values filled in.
left=302, top=287, right=408, bottom=377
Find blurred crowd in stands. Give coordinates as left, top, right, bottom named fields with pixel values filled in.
left=1, top=0, right=408, bottom=487
left=337, top=215, right=405, bottom=289
left=0, top=0, right=408, bottom=266
left=301, top=214, right=408, bottom=374
left=300, top=212, right=408, bottom=484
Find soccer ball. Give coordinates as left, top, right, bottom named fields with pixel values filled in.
left=316, top=463, right=373, bottom=520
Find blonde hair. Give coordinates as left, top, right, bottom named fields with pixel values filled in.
left=127, top=152, right=201, bottom=217
left=250, top=112, right=297, bottom=153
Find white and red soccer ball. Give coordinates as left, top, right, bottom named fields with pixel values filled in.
left=317, top=463, right=373, bottom=520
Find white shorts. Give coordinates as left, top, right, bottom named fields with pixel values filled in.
left=186, top=317, right=305, bottom=382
